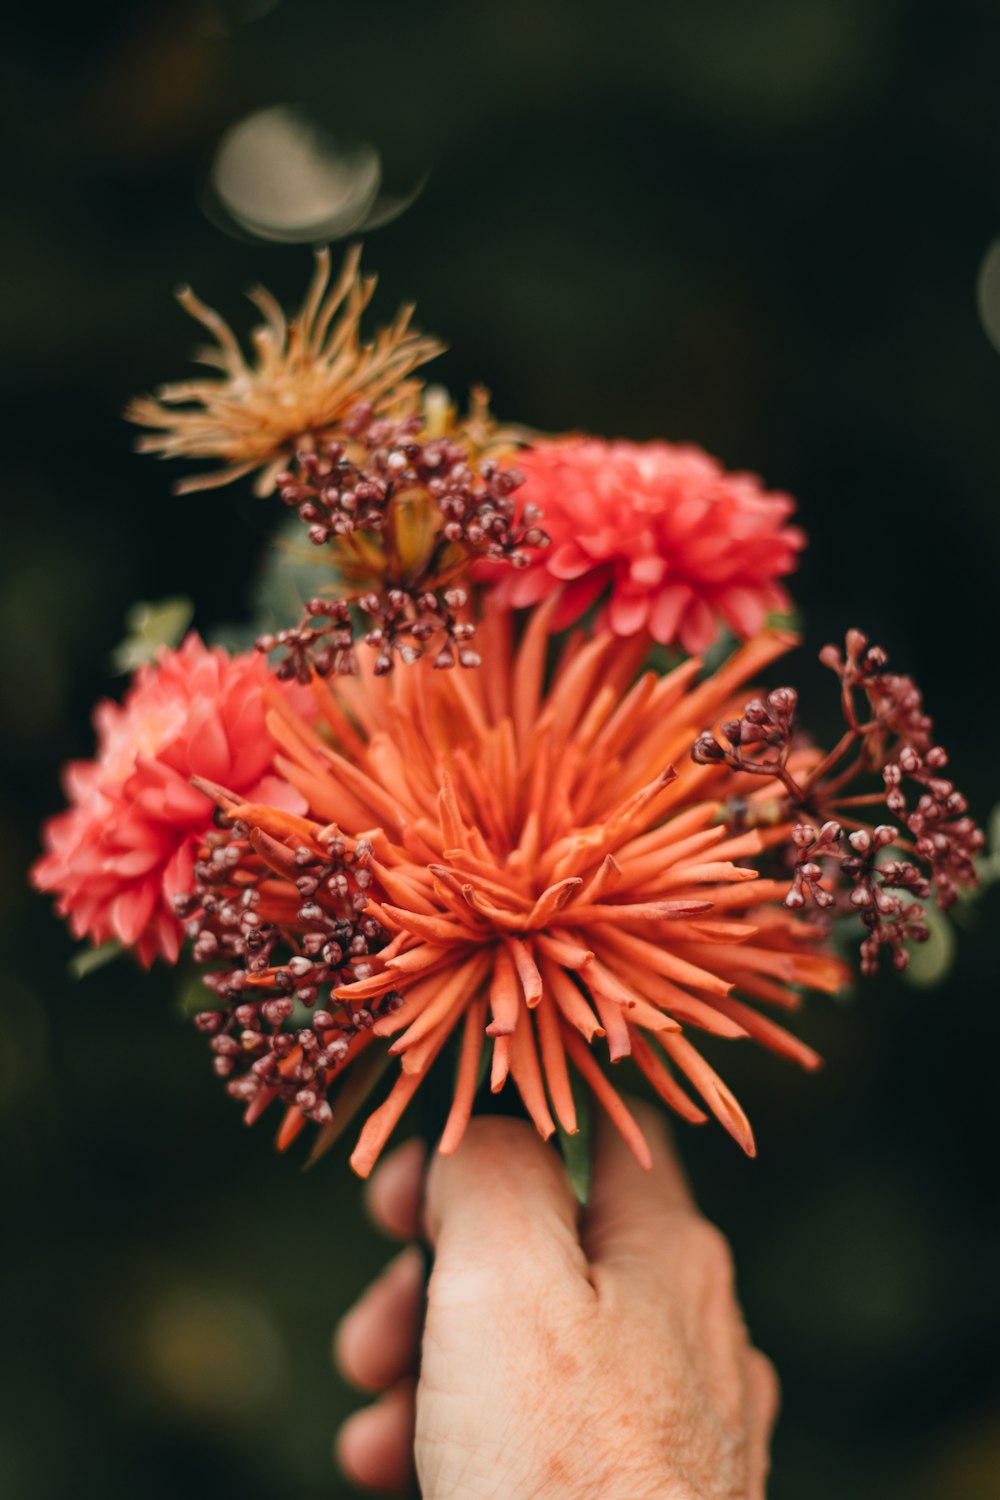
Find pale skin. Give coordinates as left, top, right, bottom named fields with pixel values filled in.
left=334, top=1102, right=779, bottom=1499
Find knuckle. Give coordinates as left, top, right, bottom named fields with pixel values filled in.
left=462, top=1115, right=542, bottom=1154
left=677, top=1215, right=735, bottom=1286
left=748, top=1344, right=781, bottom=1415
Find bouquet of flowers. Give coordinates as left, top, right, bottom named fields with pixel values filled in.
left=32, top=249, right=982, bottom=1182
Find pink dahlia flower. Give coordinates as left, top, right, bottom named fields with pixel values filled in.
left=32, top=635, right=304, bottom=967
left=485, top=438, right=805, bottom=655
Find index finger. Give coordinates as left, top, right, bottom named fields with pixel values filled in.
left=364, top=1137, right=426, bottom=1240
left=582, top=1096, right=698, bottom=1273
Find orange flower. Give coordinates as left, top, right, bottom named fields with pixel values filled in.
left=201, top=600, right=846, bottom=1175
left=127, top=247, right=443, bottom=496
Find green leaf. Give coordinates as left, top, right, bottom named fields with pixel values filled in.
left=943, top=801, right=1000, bottom=911
left=903, top=903, right=956, bottom=989
left=68, top=939, right=123, bottom=979
left=643, top=641, right=687, bottom=677
left=557, top=1075, right=592, bottom=1206
left=174, top=964, right=215, bottom=1020
left=765, top=605, right=803, bottom=633
left=251, top=517, right=343, bottom=633
left=111, top=596, right=194, bottom=674
left=304, top=1047, right=393, bottom=1169
left=697, top=628, right=739, bottom=677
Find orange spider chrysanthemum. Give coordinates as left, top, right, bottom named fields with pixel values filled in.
left=192, top=601, right=846, bottom=1176
left=127, top=246, right=443, bottom=496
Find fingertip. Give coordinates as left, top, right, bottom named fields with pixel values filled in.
left=366, top=1137, right=426, bottom=1240
left=335, top=1379, right=416, bottom=1494
left=583, top=1096, right=700, bottom=1272
left=595, top=1094, right=695, bottom=1208
left=334, top=1245, right=424, bottom=1392
left=424, top=1116, right=583, bottom=1269
left=624, top=1094, right=676, bottom=1151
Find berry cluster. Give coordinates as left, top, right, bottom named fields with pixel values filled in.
left=693, top=631, right=982, bottom=973
left=278, top=405, right=543, bottom=559
left=258, top=404, right=549, bottom=679
left=883, top=745, right=981, bottom=910
left=819, top=629, right=932, bottom=753
left=692, top=685, right=799, bottom=796
left=258, top=586, right=481, bottom=683
left=785, top=819, right=931, bottom=974
left=819, top=631, right=981, bottom=909
left=175, top=819, right=399, bottom=1127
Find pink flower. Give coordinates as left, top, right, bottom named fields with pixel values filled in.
left=485, top=439, right=805, bottom=655
left=32, top=635, right=305, bottom=967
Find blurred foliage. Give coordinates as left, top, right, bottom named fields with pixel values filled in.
left=901, top=900, right=956, bottom=988
left=556, top=1075, right=593, bottom=1207
left=3, top=2, right=1000, bottom=1497
left=68, top=939, right=123, bottom=980
left=111, top=597, right=195, bottom=675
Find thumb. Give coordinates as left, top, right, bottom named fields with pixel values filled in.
left=423, top=1116, right=587, bottom=1288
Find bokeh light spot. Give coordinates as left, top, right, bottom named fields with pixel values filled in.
left=129, top=1284, right=289, bottom=1424
left=975, top=237, right=1000, bottom=355
left=210, top=106, right=382, bottom=242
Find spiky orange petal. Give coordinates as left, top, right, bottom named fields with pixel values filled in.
left=213, top=608, right=845, bottom=1172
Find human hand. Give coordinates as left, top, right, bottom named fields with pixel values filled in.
left=334, top=1104, right=779, bottom=1499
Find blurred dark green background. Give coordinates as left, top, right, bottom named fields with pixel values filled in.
left=3, top=2, right=1000, bottom=1496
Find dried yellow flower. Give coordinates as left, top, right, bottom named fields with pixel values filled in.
left=127, top=246, right=443, bottom=496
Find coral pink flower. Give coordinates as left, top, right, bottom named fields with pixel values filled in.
left=32, top=636, right=304, bottom=967
left=485, top=438, right=805, bottom=655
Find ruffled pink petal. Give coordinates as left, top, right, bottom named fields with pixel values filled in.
left=550, top=570, right=611, bottom=630
left=678, top=598, right=719, bottom=656
left=481, top=437, right=805, bottom=652
left=717, top=586, right=768, bottom=639
left=110, top=882, right=159, bottom=946
left=154, top=912, right=183, bottom=965
left=629, top=553, right=668, bottom=588
left=227, top=695, right=273, bottom=787
left=649, top=583, right=694, bottom=645
left=35, top=636, right=299, bottom=966
left=135, top=925, right=165, bottom=970
left=108, top=846, right=163, bottom=878
left=547, top=543, right=597, bottom=581
left=162, top=838, right=197, bottom=901
left=130, top=763, right=210, bottom=823
left=607, top=590, right=652, bottom=637
left=505, top=568, right=560, bottom=609
left=182, top=700, right=232, bottom=783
